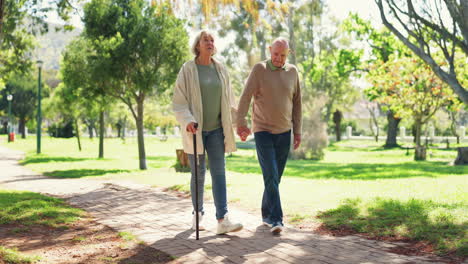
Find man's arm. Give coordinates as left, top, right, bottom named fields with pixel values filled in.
left=292, top=71, right=302, bottom=149
left=236, top=64, right=260, bottom=139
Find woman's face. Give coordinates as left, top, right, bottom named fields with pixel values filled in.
left=197, top=33, right=215, bottom=56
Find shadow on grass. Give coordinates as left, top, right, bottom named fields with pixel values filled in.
left=317, top=198, right=467, bottom=256
left=44, top=169, right=130, bottom=178
left=21, top=156, right=92, bottom=165
left=226, top=156, right=468, bottom=180
left=0, top=191, right=83, bottom=226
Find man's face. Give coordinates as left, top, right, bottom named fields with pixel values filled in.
left=269, top=44, right=289, bottom=68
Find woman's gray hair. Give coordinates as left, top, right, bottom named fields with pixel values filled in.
left=191, top=30, right=217, bottom=58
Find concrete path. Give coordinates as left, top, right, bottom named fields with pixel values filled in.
left=0, top=145, right=447, bottom=264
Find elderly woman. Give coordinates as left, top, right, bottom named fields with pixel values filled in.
left=172, top=30, right=243, bottom=234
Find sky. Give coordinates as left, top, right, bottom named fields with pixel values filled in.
left=326, top=0, right=380, bottom=24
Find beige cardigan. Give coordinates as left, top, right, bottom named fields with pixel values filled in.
left=172, top=58, right=237, bottom=155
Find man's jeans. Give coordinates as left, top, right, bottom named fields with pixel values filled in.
left=254, top=130, right=291, bottom=225
left=188, top=127, right=228, bottom=220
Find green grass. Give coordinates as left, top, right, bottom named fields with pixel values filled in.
left=0, top=189, right=85, bottom=263
left=118, top=231, right=137, bottom=241
left=2, top=136, right=467, bottom=256
left=0, top=246, right=40, bottom=264
left=318, top=198, right=468, bottom=256
left=0, top=190, right=85, bottom=227
left=72, top=236, right=86, bottom=242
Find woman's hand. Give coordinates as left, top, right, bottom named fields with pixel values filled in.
left=186, top=122, right=198, bottom=134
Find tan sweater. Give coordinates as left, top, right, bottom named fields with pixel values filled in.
left=237, top=60, right=302, bottom=135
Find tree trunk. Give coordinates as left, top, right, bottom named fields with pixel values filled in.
left=414, top=120, right=426, bottom=161
left=87, top=121, right=95, bottom=139
left=367, top=106, right=380, bottom=142
left=19, top=117, right=26, bottom=139
left=136, top=100, right=147, bottom=170
left=333, top=110, right=342, bottom=141
left=117, top=125, right=121, bottom=138
left=415, top=146, right=427, bottom=161
left=449, top=112, right=460, bottom=144
left=384, top=111, right=401, bottom=148
left=75, top=119, right=82, bottom=151
left=99, top=110, right=104, bottom=158
left=454, top=147, right=468, bottom=165
left=415, top=120, right=421, bottom=147
left=122, top=116, right=126, bottom=139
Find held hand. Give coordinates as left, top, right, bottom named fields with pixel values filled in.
left=293, top=134, right=301, bottom=150
left=186, top=122, right=198, bottom=134
left=237, top=126, right=251, bottom=142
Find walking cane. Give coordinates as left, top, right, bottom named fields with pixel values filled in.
left=192, top=123, right=199, bottom=240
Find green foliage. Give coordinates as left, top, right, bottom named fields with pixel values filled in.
left=47, top=121, right=74, bottom=138
left=53, top=37, right=104, bottom=142
left=82, top=0, right=189, bottom=169
left=143, top=102, right=177, bottom=132
left=0, top=0, right=81, bottom=84
left=300, top=47, right=362, bottom=120
left=0, top=73, right=37, bottom=122
left=83, top=0, right=189, bottom=98
left=342, top=13, right=405, bottom=63
left=376, top=0, right=468, bottom=104
left=367, top=55, right=459, bottom=147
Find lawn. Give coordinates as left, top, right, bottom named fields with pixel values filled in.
left=2, top=136, right=467, bottom=255
left=0, top=189, right=85, bottom=263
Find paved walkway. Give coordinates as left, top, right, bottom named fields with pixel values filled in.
left=0, top=145, right=447, bottom=264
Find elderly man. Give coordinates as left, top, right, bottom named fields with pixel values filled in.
left=237, top=37, right=302, bottom=234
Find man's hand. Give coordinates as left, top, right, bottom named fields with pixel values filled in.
left=186, top=122, right=198, bottom=134
left=293, top=134, right=301, bottom=150
left=237, top=126, right=251, bottom=141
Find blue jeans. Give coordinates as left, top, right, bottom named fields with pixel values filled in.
left=254, top=130, right=291, bottom=225
left=188, top=127, right=228, bottom=220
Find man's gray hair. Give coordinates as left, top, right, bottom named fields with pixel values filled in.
left=271, top=37, right=289, bottom=49
left=191, top=30, right=217, bottom=58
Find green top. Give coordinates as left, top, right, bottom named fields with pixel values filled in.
left=196, top=63, right=222, bottom=132
left=267, top=59, right=287, bottom=71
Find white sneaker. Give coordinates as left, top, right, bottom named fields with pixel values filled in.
left=191, top=213, right=205, bottom=231
left=216, top=215, right=243, bottom=234
left=271, top=223, right=284, bottom=234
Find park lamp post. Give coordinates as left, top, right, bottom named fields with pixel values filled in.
left=37, top=60, right=43, bottom=154
left=7, top=94, right=12, bottom=142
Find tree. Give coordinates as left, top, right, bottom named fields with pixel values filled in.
left=0, top=74, right=37, bottom=138
left=0, top=0, right=81, bottom=87
left=344, top=14, right=409, bottom=147
left=301, top=48, right=362, bottom=133
left=83, top=0, right=189, bottom=169
left=0, top=0, right=80, bottom=42
left=367, top=55, right=458, bottom=160
left=375, top=0, right=468, bottom=104
left=60, top=36, right=111, bottom=156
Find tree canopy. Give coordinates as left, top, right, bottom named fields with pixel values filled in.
left=376, top=0, right=468, bottom=104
